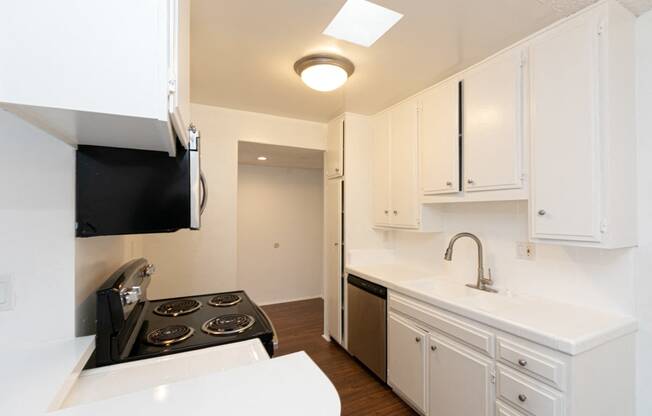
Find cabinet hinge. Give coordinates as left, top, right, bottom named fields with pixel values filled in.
left=600, top=219, right=608, bottom=234
left=597, top=21, right=605, bottom=36
left=520, top=52, right=527, bottom=69
left=490, top=372, right=496, bottom=385
left=168, top=78, right=177, bottom=95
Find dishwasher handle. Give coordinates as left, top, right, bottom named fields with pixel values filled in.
left=347, top=275, right=387, bottom=299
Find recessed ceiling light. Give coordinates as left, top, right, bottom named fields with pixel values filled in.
left=323, top=0, right=403, bottom=47
left=294, top=54, right=355, bottom=92
left=257, top=156, right=268, bottom=161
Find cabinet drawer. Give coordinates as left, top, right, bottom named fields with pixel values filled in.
left=497, top=365, right=564, bottom=416
left=497, top=337, right=566, bottom=391
left=497, top=401, right=527, bottom=416
left=389, top=293, right=494, bottom=357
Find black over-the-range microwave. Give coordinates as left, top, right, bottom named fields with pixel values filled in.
left=76, top=127, right=207, bottom=237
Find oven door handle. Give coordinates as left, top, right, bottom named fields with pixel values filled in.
left=257, top=306, right=278, bottom=353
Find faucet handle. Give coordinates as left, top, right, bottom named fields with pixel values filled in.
left=481, top=268, right=494, bottom=286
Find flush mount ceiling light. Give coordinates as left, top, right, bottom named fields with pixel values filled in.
left=323, top=0, right=403, bottom=47
left=257, top=156, right=268, bottom=161
left=294, top=54, right=355, bottom=92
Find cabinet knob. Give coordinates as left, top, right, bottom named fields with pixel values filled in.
left=415, top=337, right=421, bottom=343
left=446, top=181, right=453, bottom=187
left=393, top=210, right=398, bottom=215
left=335, top=168, right=340, bottom=172
left=538, top=209, right=546, bottom=216
left=518, top=359, right=528, bottom=367
left=467, top=179, right=475, bottom=185
left=334, top=242, right=339, bottom=247
left=384, top=210, right=389, bottom=215
left=430, top=345, right=437, bottom=351
left=518, top=394, right=527, bottom=403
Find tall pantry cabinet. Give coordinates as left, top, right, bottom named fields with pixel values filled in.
left=324, top=116, right=344, bottom=345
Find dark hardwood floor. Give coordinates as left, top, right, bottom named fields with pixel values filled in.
left=262, top=298, right=417, bottom=416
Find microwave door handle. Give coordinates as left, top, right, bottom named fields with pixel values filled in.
left=200, top=172, right=207, bottom=215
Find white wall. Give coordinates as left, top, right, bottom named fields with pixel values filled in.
left=635, top=10, right=652, bottom=416
left=0, top=109, right=147, bottom=342
left=0, top=110, right=76, bottom=344
left=237, top=164, right=323, bottom=304
left=75, top=236, right=142, bottom=336
left=143, top=104, right=326, bottom=299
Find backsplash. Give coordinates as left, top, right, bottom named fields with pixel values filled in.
left=390, top=201, right=636, bottom=315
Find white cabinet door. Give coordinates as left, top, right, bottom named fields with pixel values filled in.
left=168, top=0, right=191, bottom=147
left=529, top=13, right=601, bottom=242
left=389, top=100, right=419, bottom=228
left=372, top=113, right=391, bottom=226
left=326, top=117, right=344, bottom=178
left=429, top=333, right=493, bottom=416
left=420, top=79, right=460, bottom=195
left=325, top=178, right=343, bottom=343
left=0, top=0, right=186, bottom=155
left=388, top=313, right=427, bottom=413
left=464, top=48, right=524, bottom=192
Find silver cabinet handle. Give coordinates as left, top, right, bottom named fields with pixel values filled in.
left=415, top=337, right=421, bottom=343
left=518, top=394, right=527, bottom=402
left=430, top=345, right=437, bottom=351
left=538, top=209, right=546, bottom=216
left=200, top=172, right=208, bottom=215
left=467, top=179, right=475, bottom=185
left=446, top=181, right=453, bottom=187
left=518, top=359, right=528, bottom=367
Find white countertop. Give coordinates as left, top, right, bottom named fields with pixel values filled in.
left=1, top=336, right=340, bottom=416
left=346, top=263, right=637, bottom=355
left=56, top=350, right=340, bottom=416
left=0, top=336, right=95, bottom=416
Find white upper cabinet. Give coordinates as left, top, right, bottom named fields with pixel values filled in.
left=0, top=0, right=191, bottom=155
left=326, top=117, right=345, bottom=178
left=464, top=48, right=525, bottom=192
left=372, top=100, right=442, bottom=231
left=420, top=79, right=461, bottom=195
left=389, top=99, right=420, bottom=228
left=372, top=112, right=392, bottom=226
left=529, top=1, right=636, bottom=248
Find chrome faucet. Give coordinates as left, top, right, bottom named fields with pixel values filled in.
left=444, top=232, right=497, bottom=293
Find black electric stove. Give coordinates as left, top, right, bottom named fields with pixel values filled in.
left=88, top=258, right=277, bottom=369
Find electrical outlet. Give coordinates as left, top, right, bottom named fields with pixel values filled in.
left=0, top=274, right=14, bottom=311
left=516, top=242, right=536, bottom=260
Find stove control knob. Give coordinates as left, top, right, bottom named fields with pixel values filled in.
left=121, top=287, right=141, bottom=305
left=142, top=264, right=156, bottom=277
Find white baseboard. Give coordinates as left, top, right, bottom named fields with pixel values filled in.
left=257, top=295, right=324, bottom=306
left=322, top=334, right=331, bottom=342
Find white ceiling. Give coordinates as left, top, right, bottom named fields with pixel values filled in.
left=191, top=0, right=652, bottom=122
left=238, top=141, right=324, bottom=170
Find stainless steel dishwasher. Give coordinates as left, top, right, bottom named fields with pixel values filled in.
left=347, top=274, right=387, bottom=382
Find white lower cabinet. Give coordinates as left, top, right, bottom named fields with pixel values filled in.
left=496, top=365, right=563, bottom=416
left=386, top=291, right=635, bottom=416
left=387, top=313, right=427, bottom=413
left=428, top=333, right=493, bottom=416
left=497, top=401, right=527, bottom=416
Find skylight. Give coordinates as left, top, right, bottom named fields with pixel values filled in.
left=323, top=0, right=403, bottom=47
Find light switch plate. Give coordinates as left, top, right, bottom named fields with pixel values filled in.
left=516, top=242, right=536, bottom=260
left=0, top=275, right=14, bottom=311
